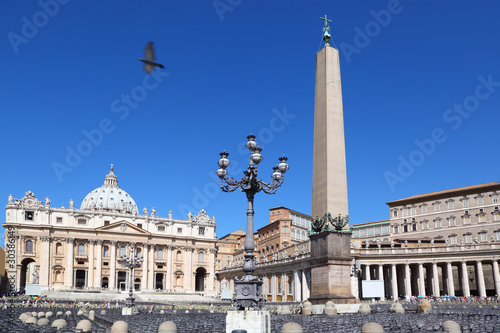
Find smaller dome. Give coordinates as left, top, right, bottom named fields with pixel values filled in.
left=80, top=165, right=138, bottom=214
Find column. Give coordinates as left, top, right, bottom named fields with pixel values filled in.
left=461, top=261, right=470, bottom=297
left=207, top=248, right=217, bottom=293
left=165, top=245, right=173, bottom=290
left=391, top=264, right=398, bottom=300
left=88, top=240, right=94, bottom=288
left=404, top=264, right=411, bottom=298
left=148, top=245, right=155, bottom=290
left=96, top=240, right=102, bottom=289
left=65, top=238, right=74, bottom=288
left=492, top=260, right=500, bottom=296
left=302, top=270, right=310, bottom=300
left=476, top=260, right=486, bottom=297
left=365, top=264, right=371, bottom=280
left=378, top=265, right=385, bottom=300
left=293, top=270, right=301, bottom=301
left=184, top=246, right=194, bottom=292
left=271, top=273, right=277, bottom=302
left=446, top=262, right=455, bottom=296
left=39, top=236, right=51, bottom=287
left=282, top=272, right=288, bottom=301
left=432, top=263, right=440, bottom=297
left=418, top=263, right=425, bottom=297
left=110, top=241, right=117, bottom=290
left=141, top=244, right=148, bottom=290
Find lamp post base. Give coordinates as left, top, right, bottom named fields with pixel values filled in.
left=121, top=306, right=139, bottom=316
left=232, top=276, right=265, bottom=310
left=226, top=309, right=271, bottom=333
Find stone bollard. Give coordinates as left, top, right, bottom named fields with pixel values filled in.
left=25, top=316, right=37, bottom=324
left=65, top=310, right=72, bottom=316
left=281, top=322, right=303, bottom=333
left=76, top=319, right=92, bottom=332
left=391, top=303, right=405, bottom=314
left=358, top=303, right=371, bottom=314
left=417, top=299, right=432, bottom=314
left=281, top=305, right=291, bottom=314
left=52, top=319, right=68, bottom=329
left=361, top=322, right=384, bottom=333
left=111, top=320, right=129, bottom=333
left=77, top=310, right=84, bottom=316
left=46, top=311, right=53, bottom=318
left=89, top=310, right=95, bottom=321
left=442, top=320, right=461, bottom=333
left=19, top=313, right=30, bottom=322
left=301, top=301, right=313, bottom=315
left=324, top=301, right=337, bottom=315
left=185, top=310, right=189, bottom=314
left=37, top=318, right=50, bottom=326
left=100, top=310, right=107, bottom=315
left=37, top=311, right=45, bottom=317
left=173, top=310, right=177, bottom=314
left=31, top=311, right=37, bottom=317
left=56, top=311, right=63, bottom=316
left=160, top=310, right=165, bottom=314
left=158, top=321, right=177, bottom=333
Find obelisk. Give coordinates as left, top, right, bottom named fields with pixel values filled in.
left=312, top=16, right=349, bottom=222
left=308, top=16, right=356, bottom=305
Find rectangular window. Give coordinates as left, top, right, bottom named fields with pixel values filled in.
left=56, top=217, right=63, bottom=223
left=480, top=233, right=487, bottom=242
left=463, top=216, right=471, bottom=225
left=411, top=207, right=416, bottom=215
left=104, top=220, right=110, bottom=226
left=403, top=225, right=408, bottom=232
left=422, top=221, right=428, bottom=230
left=494, top=213, right=500, bottom=221
left=393, top=226, right=399, bottom=234
left=103, top=262, right=109, bottom=266
left=448, top=201, right=454, bottom=210
left=374, top=226, right=381, bottom=235
left=359, top=229, right=366, bottom=237
left=493, top=195, right=499, bottom=203
left=434, top=203, right=440, bottom=212
left=366, top=228, right=373, bottom=236
left=157, top=226, right=165, bottom=232
left=402, top=208, right=408, bottom=217
left=465, top=234, right=472, bottom=243
left=137, top=223, right=142, bottom=229
left=199, top=227, right=205, bottom=235
left=421, top=205, right=427, bottom=214
left=477, top=197, right=484, bottom=206
left=77, top=219, right=86, bottom=225
left=393, top=210, right=398, bottom=217
left=352, top=230, right=359, bottom=238
left=448, top=217, right=456, bottom=227
left=450, top=236, right=457, bottom=245
left=497, top=232, right=500, bottom=241
left=435, top=219, right=442, bottom=228
left=462, top=199, right=469, bottom=208
left=25, top=211, right=34, bottom=221
left=478, top=215, right=486, bottom=223
left=412, top=224, right=417, bottom=231
left=177, top=228, right=182, bottom=234
left=381, top=225, right=389, bottom=234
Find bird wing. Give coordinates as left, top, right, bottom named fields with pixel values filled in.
left=144, top=41, right=156, bottom=61
left=143, top=63, right=154, bottom=74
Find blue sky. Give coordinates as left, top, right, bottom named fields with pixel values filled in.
left=1, top=1, right=500, bottom=248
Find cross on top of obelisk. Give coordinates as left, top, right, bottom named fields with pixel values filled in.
left=320, top=15, right=332, bottom=44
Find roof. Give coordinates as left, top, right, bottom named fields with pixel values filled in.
left=268, top=206, right=312, bottom=219
left=386, top=182, right=500, bottom=207
left=351, top=219, right=390, bottom=228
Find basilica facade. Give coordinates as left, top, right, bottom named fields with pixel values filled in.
left=3, top=167, right=217, bottom=295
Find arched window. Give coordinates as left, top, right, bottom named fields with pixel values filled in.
left=157, top=248, right=163, bottom=260
left=26, top=240, right=33, bottom=253
left=103, top=246, right=109, bottom=257
left=291, top=228, right=295, bottom=239
left=56, top=242, right=63, bottom=254
left=119, top=246, right=126, bottom=257
left=198, top=252, right=204, bottom=263
left=176, top=250, right=182, bottom=261
left=301, top=231, right=306, bottom=240
left=78, top=243, right=85, bottom=256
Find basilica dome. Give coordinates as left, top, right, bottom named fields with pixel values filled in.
left=80, top=166, right=138, bottom=214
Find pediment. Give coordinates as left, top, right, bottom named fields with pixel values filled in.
left=95, top=220, right=150, bottom=235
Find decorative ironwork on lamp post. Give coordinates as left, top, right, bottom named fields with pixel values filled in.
left=217, top=134, right=289, bottom=310
left=118, top=246, right=143, bottom=308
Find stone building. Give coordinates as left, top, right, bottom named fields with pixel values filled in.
left=3, top=166, right=217, bottom=295
left=216, top=182, right=500, bottom=301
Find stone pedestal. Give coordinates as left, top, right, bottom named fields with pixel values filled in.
left=121, top=307, right=139, bottom=316
left=226, top=310, right=270, bottom=333
left=309, top=231, right=358, bottom=304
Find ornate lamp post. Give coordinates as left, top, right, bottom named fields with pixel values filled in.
left=118, top=246, right=143, bottom=308
left=217, top=134, right=289, bottom=310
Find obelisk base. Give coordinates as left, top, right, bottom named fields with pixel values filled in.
left=309, top=231, right=359, bottom=305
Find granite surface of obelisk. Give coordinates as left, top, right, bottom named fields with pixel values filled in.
left=309, top=18, right=356, bottom=305
left=312, top=43, right=349, bottom=221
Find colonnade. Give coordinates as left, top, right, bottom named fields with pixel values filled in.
left=360, top=258, right=500, bottom=299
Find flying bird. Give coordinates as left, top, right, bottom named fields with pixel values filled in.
left=138, top=41, right=164, bottom=74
